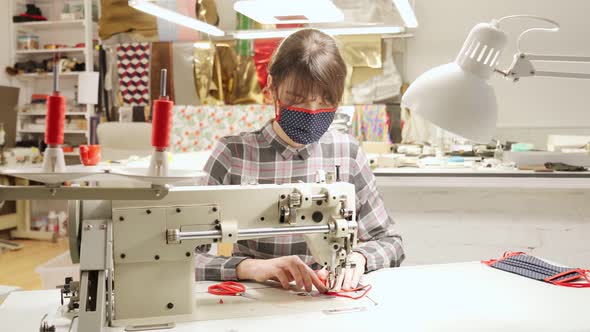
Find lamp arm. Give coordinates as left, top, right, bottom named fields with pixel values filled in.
left=497, top=53, right=590, bottom=82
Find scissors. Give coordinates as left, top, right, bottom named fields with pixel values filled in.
left=208, top=281, right=257, bottom=300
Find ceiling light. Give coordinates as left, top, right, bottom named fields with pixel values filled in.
left=392, top=0, right=418, bottom=28
left=233, top=26, right=405, bottom=40
left=234, top=0, right=344, bottom=24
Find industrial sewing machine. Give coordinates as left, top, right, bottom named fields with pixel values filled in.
left=0, top=69, right=358, bottom=331
left=0, top=172, right=357, bottom=331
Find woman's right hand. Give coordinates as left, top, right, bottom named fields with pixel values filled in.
left=236, top=255, right=328, bottom=293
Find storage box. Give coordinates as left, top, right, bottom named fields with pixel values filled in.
left=35, top=251, right=79, bottom=289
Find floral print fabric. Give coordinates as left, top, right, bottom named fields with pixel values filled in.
left=171, top=104, right=274, bottom=152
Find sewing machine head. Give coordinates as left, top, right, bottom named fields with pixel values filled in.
left=65, top=178, right=357, bottom=329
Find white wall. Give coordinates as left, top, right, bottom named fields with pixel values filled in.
left=406, top=0, right=590, bottom=129
left=378, top=184, right=590, bottom=268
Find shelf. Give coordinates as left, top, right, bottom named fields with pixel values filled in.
left=15, top=72, right=80, bottom=80
left=16, top=0, right=55, bottom=4
left=18, top=112, right=87, bottom=116
left=14, top=19, right=86, bottom=30
left=18, top=129, right=87, bottom=134
left=15, top=48, right=85, bottom=55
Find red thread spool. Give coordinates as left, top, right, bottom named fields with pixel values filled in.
left=151, top=97, right=174, bottom=150
left=45, top=92, right=66, bottom=145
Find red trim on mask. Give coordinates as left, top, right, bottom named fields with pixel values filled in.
left=277, top=99, right=337, bottom=114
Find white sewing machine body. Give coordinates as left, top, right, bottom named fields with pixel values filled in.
left=48, top=180, right=357, bottom=331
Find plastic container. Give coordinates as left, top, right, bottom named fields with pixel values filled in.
left=17, top=35, right=39, bottom=50
left=35, top=251, right=79, bottom=289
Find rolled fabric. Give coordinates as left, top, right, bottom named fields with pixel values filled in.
left=45, top=92, right=66, bottom=145
left=151, top=98, right=174, bottom=150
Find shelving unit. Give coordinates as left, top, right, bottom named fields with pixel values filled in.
left=9, top=0, right=97, bottom=148
left=7, top=0, right=99, bottom=242
left=14, top=47, right=86, bottom=55
left=18, top=129, right=87, bottom=134
left=13, top=18, right=87, bottom=30
left=18, top=111, right=87, bottom=116
left=15, top=72, right=81, bottom=80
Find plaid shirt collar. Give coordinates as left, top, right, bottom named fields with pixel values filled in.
left=260, top=120, right=317, bottom=160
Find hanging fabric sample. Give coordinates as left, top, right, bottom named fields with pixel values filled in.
left=352, top=104, right=391, bottom=143
left=117, top=42, right=151, bottom=106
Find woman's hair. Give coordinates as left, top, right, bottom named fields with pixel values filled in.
left=268, top=29, right=347, bottom=107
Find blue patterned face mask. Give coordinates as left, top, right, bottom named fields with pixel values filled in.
left=276, top=101, right=336, bottom=145
left=483, top=252, right=590, bottom=288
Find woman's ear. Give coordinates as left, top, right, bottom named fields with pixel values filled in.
left=266, top=75, right=276, bottom=98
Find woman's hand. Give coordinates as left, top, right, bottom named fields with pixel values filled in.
left=236, top=255, right=328, bottom=293
left=318, top=252, right=367, bottom=291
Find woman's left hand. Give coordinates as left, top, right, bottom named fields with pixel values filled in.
left=318, top=252, right=367, bottom=291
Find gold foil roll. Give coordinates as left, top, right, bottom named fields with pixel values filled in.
left=337, top=35, right=382, bottom=68
left=193, top=42, right=216, bottom=104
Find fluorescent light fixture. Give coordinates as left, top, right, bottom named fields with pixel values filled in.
left=128, top=0, right=224, bottom=36
left=193, top=42, right=213, bottom=49
left=392, top=0, right=418, bottom=28
left=233, top=26, right=405, bottom=40
left=234, top=0, right=344, bottom=24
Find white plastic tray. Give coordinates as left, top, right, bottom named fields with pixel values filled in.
left=108, top=167, right=205, bottom=186
left=0, top=165, right=107, bottom=184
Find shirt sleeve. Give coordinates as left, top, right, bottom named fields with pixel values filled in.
left=350, top=144, right=405, bottom=272
left=200, top=137, right=233, bottom=185
left=195, top=138, right=246, bottom=281
left=195, top=245, right=251, bottom=281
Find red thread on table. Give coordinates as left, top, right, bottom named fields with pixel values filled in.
left=325, top=284, right=372, bottom=300
left=208, top=281, right=247, bottom=296
left=151, top=98, right=173, bottom=150
left=45, top=93, right=66, bottom=145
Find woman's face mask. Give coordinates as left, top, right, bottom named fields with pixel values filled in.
left=275, top=100, right=336, bottom=145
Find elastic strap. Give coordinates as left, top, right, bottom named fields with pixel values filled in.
left=481, top=251, right=526, bottom=266
left=545, top=269, right=590, bottom=288
left=325, top=284, right=372, bottom=300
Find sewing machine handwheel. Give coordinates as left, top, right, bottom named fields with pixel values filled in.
left=68, top=199, right=82, bottom=264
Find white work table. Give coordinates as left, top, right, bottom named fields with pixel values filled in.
left=373, top=167, right=590, bottom=188
left=1, top=262, right=588, bottom=332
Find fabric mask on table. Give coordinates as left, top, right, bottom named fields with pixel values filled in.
left=276, top=101, right=336, bottom=145
left=483, top=252, right=590, bottom=288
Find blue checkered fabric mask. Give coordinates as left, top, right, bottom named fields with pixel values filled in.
left=276, top=101, right=336, bottom=145
left=483, top=252, right=590, bottom=288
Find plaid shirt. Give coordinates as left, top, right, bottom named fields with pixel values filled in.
left=195, top=120, right=404, bottom=281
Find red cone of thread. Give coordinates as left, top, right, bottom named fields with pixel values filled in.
left=45, top=92, right=66, bottom=145
left=151, top=97, right=174, bottom=150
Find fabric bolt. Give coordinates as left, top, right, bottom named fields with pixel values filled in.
left=117, top=42, right=151, bottom=106
left=171, top=104, right=274, bottom=152
left=352, top=104, right=391, bottom=143
left=253, top=39, right=281, bottom=90
left=195, top=120, right=405, bottom=281
left=99, top=0, right=157, bottom=40
left=276, top=103, right=336, bottom=145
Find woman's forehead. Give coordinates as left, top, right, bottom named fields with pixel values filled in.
left=277, top=77, right=324, bottom=101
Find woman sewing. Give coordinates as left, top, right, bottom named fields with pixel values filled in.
left=197, top=29, right=404, bottom=293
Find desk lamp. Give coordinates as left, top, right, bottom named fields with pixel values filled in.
left=402, top=15, right=590, bottom=143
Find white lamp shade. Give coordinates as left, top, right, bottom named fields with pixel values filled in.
left=401, top=62, right=498, bottom=143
